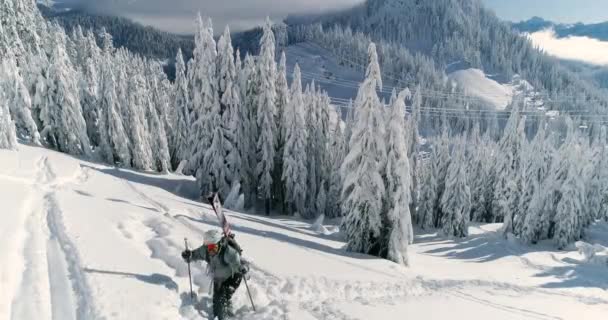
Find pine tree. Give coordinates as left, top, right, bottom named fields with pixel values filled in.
left=273, top=51, right=290, bottom=210
left=327, top=117, right=346, bottom=218
left=432, top=129, right=451, bottom=228
left=97, top=52, right=131, bottom=166
left=585, top=126, right=606, bottom=221
left=341, top=43, right=387, bottom=255
left=385, top=89, right=413, bottom=265
left=418, top=161, right=437, bottom=229
left=40, top=29, right=91, bottom=156
left=516, top=119, right=548, bottom=236
left=217, top=26, right=241, bottom=192
left=282, top=64, right=308, bottom=216
left=126, top=62, right=155, bottom=171
left=408, top=86, right=420, bottom=224
left=305, top=83, right=318, bottom=218
left=189, top=15, right=220, bottom=190
left=172, top=48, right=190, bottom=170
left=441, top=138, right=470, bottom=238
left=256, top=18, right=278, bottom=213
left=553, top=126, right=586, bottom=249
left=0, top=84, right=18, bottom=150
left=494, top=107, right=525, bottom=235
left=1, top=55, right=40, bottom=144
left=241, top=54, right=259, bottom=207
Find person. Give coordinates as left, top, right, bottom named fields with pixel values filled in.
left=181, top=229, right=249, bottom=319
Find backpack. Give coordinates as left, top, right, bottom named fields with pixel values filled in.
left=218, top=235, right=242, bottom=266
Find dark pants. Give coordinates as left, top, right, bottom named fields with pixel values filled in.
left=213, top=273, right=243, bottom=319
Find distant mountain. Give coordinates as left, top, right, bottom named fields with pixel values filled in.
left=513, top=17, right=608, bottom=42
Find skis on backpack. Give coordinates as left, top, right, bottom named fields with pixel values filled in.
left=207, top=192, right=232, bottom=237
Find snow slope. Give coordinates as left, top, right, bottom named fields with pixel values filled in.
left=2, top=144, right=608, bottom=319
left=447, top=68, right=544, bottom=110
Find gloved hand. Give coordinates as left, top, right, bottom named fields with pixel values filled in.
left=181, top=249, right=192, bottom=262
left=240, top=263, right=250, bottom=275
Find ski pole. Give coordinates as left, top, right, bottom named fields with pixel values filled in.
left=184, top=238, right=195, bottom=301
left=243, top=276, right=256, bottom=311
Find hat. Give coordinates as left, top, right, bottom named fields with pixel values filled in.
left=203, top=229, right=222, bottom=245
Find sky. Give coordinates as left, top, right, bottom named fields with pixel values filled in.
left=58, top=0, right=364, bottom=34
left=57, top=0, right=608, bottom=34
left=482, top=0, right=608, bottom=24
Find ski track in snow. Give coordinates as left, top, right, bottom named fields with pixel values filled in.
left=8, top=157, right=97, bottom=320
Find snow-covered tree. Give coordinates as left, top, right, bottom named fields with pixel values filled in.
left=241, top=54, right=259, bottom=207
left=40, top=29, right=91, bottom=156
left=189, top=15, right=220, bottom=188
left=305, top=84, right=319, bottom=217
left=585, top=126, right=607, bottom=221
left=1, top=56, right=40, bottom=144
left=341, top=43, right=387, bottom=255
left=256, top=18, right=277, bottom=213
left=516, top=119, right=548, bottom=236
left=432, top=129, right=451, bottom=227
left=0, top=85, right=18, bottom=150
left=440, top=138, right=470, bottom=238
left=172, top=48, right=190, bottom=169
left=553, top=125, right=586, bottom=249
left=282, top=64, right=308, bottom=216
left=97, top=53, right=131, bottom=166
left=385, top=89, right=413, bottom=264
left=217, top=26, right=241, bottom=191
left=327, top=116, right=346, bottom=218
left=493, top=106, right=524, bottom=234
left=417, top=161, right=436, bottom=229
left=79, top=53, right=100, bottom=147
left=273, top=51, right=290, bottom=209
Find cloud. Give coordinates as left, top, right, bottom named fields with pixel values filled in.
left=67, top=0, right=363, bottom=34
left=527, top=29, right=608, bottom=66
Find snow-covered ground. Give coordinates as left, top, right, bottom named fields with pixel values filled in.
left=447, top=68, right=544, bottom=110
left=2, top=144, right=607, bottom=319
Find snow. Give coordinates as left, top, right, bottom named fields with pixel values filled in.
left=448, top=68, right=514, bottom=110
left=447, top=68, right=543, bottom=110
left=2, top=144, right=608, bottom=319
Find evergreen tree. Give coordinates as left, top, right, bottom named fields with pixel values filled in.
left=40, top=29, right=91, bottom=156
left=282, top=64, right=308, bottom=216
left=493, top=107, right=525, bottom=235
left=441, top=138, right=470, bottom=238
left=97, top=53, right=131, bottom=166
left=241, top=54, right=259, bottom=207
left=385, top=89, right=413, bottom=265
left=553, top=123, right=586, bottom=249
left=256, top=18, right=278, bottom=213
left=341, top=43, right=387, bottom=255
left=432, top=129, right=451, bottom=228
left=418, top=161, right=437, bottom=229
left=0, top=84, right=18, bottom=150
left=1, top=56, right=40, bottom=144
left=172, top=48, right=190, bottom=170
left=217, top=26, right=241, bottom=191
left=273, top=51, right=290, bottom=210
left=327, top=117, right=346, bottom=218
left=189, top=15, right=220, bottom=189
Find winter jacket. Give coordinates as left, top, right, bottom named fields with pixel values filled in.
left=191, top=239, right=242, bottom=282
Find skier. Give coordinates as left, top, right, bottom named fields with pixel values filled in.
left=181, top=229, right=249, bottom=319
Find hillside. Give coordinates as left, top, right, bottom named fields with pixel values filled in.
left=2, top=144, right=608, bottom=319
left=286, top=0, right=608, bottom=114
